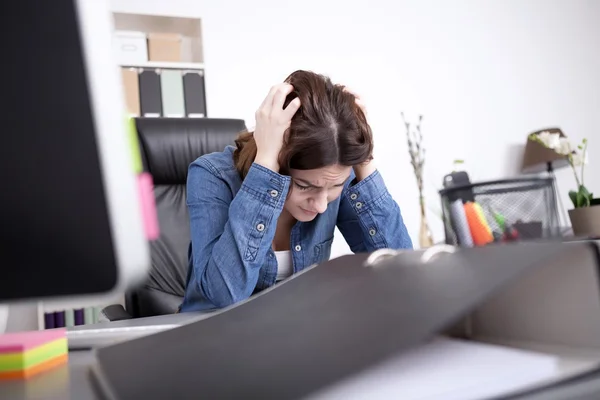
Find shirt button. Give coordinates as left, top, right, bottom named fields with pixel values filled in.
left=256, top=223, right=265, bottom=232
left=355, top=202, right=363, bottom=209
left=369, top=228, right=377, bottom=236
left=294, top=245, right=302, bottom=252
left=270, top=190, right=279, bottom=198
left=350, top=193, right=358, bottom=200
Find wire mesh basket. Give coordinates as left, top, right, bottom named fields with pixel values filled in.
left=439, top=177, right=560, bottom=247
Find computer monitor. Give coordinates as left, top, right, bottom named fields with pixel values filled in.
left=1, top=0, right=150, bottom=302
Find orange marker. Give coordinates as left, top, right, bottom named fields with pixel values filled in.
left=464, top=202, right=494, bottom=246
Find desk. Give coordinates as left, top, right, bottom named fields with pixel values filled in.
left=0, top=312, right=204, bottom=400
left=2, top=317, right=600, bottom=399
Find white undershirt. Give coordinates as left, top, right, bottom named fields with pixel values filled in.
left=275, top=250, right=293, bottom=281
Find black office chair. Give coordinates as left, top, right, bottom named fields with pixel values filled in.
left=103, top=117, right=246, bottom=320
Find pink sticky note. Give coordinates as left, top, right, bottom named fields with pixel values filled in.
left=138, top=172, right=160, bottom=240
left=0, top=329, right=66, bottom=353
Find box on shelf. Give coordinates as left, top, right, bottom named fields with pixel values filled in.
left=147, top=33, right=193, bottom=62
left=113, top=30, right=148, bottom=65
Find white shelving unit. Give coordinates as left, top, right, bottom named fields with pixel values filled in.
left=119, top=61, right=204, bottom=70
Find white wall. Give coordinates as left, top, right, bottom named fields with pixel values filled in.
left=111, top=0, right=600, bottom=257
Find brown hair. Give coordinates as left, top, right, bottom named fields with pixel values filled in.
left=233, top=70, right=373, bottom=178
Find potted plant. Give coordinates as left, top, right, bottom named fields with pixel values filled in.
left=529, top=132, right=600, bottom=237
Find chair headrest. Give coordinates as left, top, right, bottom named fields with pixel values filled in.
left=135, top=118, right=246, bottom=184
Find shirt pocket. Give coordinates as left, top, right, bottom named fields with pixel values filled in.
left=313, top=237, right=334, bottom=265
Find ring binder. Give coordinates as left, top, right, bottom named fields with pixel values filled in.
left=364, top=244, right=458, bottom=267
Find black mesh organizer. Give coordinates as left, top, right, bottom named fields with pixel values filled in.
left=439, top=177, right=560, bottom=247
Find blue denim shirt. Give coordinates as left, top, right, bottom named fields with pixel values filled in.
left=180, top=146, right=412, bottom=311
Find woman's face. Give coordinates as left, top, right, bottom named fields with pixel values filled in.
left=284, top=164, right=352, bottom=222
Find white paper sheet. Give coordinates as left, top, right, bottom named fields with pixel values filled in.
left=308, top=337, right=562, bottom=400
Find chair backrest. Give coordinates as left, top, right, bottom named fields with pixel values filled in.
left=129, top=117, right=246, bottom=317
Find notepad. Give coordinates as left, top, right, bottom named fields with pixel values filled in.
left=309, top=337, right=561, bottom=400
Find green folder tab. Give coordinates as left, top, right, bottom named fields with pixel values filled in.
left=126, top=116, right=143, bottom=174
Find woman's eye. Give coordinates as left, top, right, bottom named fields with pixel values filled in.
left=295, top=183, right=310, bottom=191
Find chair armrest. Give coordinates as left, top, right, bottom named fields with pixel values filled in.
left=100, top=304, right=134, bottom=322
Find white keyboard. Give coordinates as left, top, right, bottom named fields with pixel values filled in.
left=67, top=324, right=179, bottom=349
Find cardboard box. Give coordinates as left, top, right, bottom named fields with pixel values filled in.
left=147, top=33, right=193, bottom=62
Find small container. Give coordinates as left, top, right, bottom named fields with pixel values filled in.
left=147, top=33, right=193, bottom=62
left=439, top=177, right=560, bottom=246
left=113, top=30, right=148, bottom=65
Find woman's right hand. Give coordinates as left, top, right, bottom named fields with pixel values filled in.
left=253, top=83, right=301, bottom=172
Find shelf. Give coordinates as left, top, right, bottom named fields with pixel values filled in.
left=119, top=61, right=205, bottom=70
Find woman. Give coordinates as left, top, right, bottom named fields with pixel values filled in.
left=180, top=70, right=412, bottom=312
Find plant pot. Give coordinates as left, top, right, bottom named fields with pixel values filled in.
left=568, top=205, right=600, bottom=238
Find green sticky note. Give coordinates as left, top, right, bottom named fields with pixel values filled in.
left=126, top=116, right=143, bottom=173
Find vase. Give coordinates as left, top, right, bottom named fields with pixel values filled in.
left=419, top=205, right=434, bottom=248
left=568, top=205, right=600, bottom=238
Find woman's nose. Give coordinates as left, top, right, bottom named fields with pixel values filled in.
left=312, top=192, right=328, bottom=213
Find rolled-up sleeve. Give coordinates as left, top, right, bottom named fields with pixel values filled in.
left=186, top=160, right=290, bottom=308
left=336, top=170, right=413, bottom=252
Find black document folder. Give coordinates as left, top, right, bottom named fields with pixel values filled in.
left=138, top=69, right=162, bottom=117
left=92, top=241, right=600, bottom=399
left=182, top=70, right=206, bottom=117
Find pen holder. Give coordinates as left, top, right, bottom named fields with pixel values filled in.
left=439, top=177, right=560, bottom=247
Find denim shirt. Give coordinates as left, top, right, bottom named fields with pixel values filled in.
left=180, top=146, right=412, bottom=312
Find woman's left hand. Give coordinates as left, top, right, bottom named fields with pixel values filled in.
left=344, top=87, right=377, bottom=181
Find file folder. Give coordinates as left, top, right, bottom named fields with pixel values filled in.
left=138, top=69, right=162, bottom=117
left=159, top=70, right=185, bottom=118
left=92, top=241, right=600, bottom=399
left=182, top=70, right=206, bottom=117
left=120, top=68, right=140, bottom=117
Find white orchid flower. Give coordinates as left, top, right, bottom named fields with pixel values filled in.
left=538, top=131, right=561, bottom=149
left=556, top=137, right=572, bottom=155
left=571, top=152, right=588, bottom=167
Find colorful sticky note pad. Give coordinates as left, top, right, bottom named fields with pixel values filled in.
left=0, top=329, right=68, bottom=380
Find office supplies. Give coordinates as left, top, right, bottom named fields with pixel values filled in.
left=464, top=202, right=494, bottom=245
left=92, top=241, right=600, bottom=399
left=64, top=310, right=74, bottom=328
left=0, top=329, right=67, bottom=380
left=183, top=70, right=206, bottom=117
left=120, top=67, right=141, bottom=117
left=160, top=69, right=185, bottom=117
left=54, top=312, right=65, bottom=328
left=139, top=69, right=163, bottom=117
left=67, top=324, right=179, bottom=350
left=308, top=336, right=561, bottom=400
left=43, top=314, right=54, bottom=330
left=449, top=199, right=473, bottom=247
left=74, top=309, right=84, bottom=326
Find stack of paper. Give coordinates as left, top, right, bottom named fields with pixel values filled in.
left=309, top=337, right=561, bottom=400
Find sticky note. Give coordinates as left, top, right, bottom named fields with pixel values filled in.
left=138, top=172, right=160, bottom=240
left=126, top=116, right=143, bottom=174
left=0, top=329, right=68, bottom=380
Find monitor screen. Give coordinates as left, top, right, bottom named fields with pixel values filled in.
left=0, top=0, right=150, bottom=301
